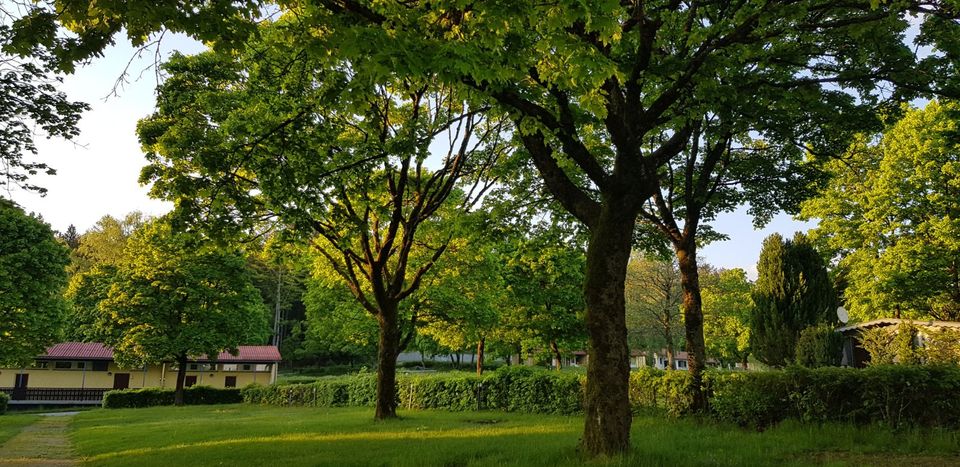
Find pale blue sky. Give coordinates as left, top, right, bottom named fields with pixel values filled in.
left=11, top=34, right=811, bottom=279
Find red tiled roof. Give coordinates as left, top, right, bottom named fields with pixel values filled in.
left=37, top=343, right=281, bottom=363
left=196, top=346, right=282, bottom=363
left=40, top=342, right=114, bottom=360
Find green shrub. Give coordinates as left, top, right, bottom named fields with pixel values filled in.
left=245, top=367, right=583, bottom=415
left=0, top=392, right=8, bottom=415
left=103, top=386, right=242, bottom=409
left=243, top=365, right=960, bottom=430
left=710, top=371, right=791, bottom=429
left=629, top=368, right=695, bottom=416
left=706, top=365, right=960, bottom=429
left=795, top=324, right=843, bottom=368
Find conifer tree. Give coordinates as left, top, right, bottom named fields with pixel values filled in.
left=751, top=233, right=836, bottom=367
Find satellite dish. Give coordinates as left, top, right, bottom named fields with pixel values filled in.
left=837, top=306, right=849, bottom=324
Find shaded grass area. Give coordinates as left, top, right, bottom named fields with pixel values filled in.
left=70, top=405, right=960, bottom=467
left=0, top=414, right=40, bottom=445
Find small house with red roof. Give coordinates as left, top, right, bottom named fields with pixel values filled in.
left=0, top=342, right=280, bottom=404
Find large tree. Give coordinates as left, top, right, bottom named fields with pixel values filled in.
left=0, top=199, right=69, bottom=365
left=750, top=233, right=836, bottom=367
left=17, top=0, right=960, bottom=455
left=136, top=34, right=505, bottom=418
left=69, top=220, right=269, bottom=405
left=801, top=101, right=960, bottom=322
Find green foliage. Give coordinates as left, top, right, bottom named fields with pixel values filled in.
left=709, top=371, right=793, bottom=429
left=859, top=327, right=896, bottom=366
left=0, top=26, right=87, bottom=195
left=0, top=199, right=70, bottom=366
left=245, top=367, right=583, bottom=415
left=67, top=212, right=146, bottom=277
left=251, top=365, right=960, bottom=430
left=751, top=233, right=836, bottom=367
left=493, top=230, right=587, bottom=366
left=628, top=368, right=695, bottom=417
left=700, top=268, right=753, bottom=366
left=923, top=328, right=960, bottom=365
left=625, top=255, right=682, bottom=356
left=0, top=392, right=8, bottom=415
left=802, top=102, right=960, bottom=322
left=707, top=366, right=960, bottom=430
left=795, top=324, right=843, bottom=368
left=102, top=386, right=242, bottom=409
left=893, top=321, right=922, bottom=365
left=94, top=220, right=269, bottom=369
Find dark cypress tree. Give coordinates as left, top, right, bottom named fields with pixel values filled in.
left=750, top=233, right=836, bottom=367
left=59, top=224, right=81, bottom=250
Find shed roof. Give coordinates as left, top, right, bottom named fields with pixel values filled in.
left=836, top=318, right=960, bottom=334
left=37, top=342, right=281, bottom=363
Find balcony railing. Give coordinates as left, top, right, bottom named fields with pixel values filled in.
left=1, top=387, right=109, bottom=401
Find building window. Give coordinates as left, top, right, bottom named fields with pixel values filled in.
left=676, top=360, right=688, bottom=370
left=222, top=364, right=238, bottom=371
left=33, top=361, right=49, bottom=369
left=54, top=361, right=72, bottom=369
left=225, top=376, right=237, bottom=388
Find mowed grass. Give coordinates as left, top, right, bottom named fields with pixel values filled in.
left=68, top=405, right=960, bottom=467
left=0, top=413, right=39, bottom=445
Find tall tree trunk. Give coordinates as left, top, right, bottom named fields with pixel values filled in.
left=581, top=204, right=636, bottom=457
left=174, top=353, right=188, bottom=407
left=665, top=341, right=675, bottom=371
left=375, top=309, right=400, bottom=420
left=551, top=340, right=562, bottom=371
left=476, top=337, right=485, bottom=376
left=676, top=242, right=707, bottom=413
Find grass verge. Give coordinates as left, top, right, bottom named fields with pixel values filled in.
left=0, top=414, right=40, bottom=445
left=70, top=405, right=960, bottom=466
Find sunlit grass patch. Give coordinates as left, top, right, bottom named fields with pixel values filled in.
left=69, top=405, right=960, bottom=467
left=0, top=413, right=39, bottom=445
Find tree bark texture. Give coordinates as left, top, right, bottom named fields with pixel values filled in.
left=551, top=340, right=563, bottom=370
left=580, top=204, right=636, bottom=456
left=174, top=354, right=188, bottom=407
left=676, top=243, right=707, bottom=412
left=375, top=310, right=400, bottom=420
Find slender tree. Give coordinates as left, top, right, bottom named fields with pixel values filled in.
left=136, top=35, right=505, bottom=418
left=625, top=254, right=683, bottom=369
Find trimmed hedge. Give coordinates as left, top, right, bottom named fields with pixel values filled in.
left=0, top=392, right=8, bottom=415
left=245, top=365, right=960, bottom=430
left=244, top=367, right=584, bottom=415
left=709, top=365, right=960, bottom=429
left=102, top=385, right=243, bottom=409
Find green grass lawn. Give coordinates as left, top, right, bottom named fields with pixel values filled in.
left=66, top=405, right=960, bottom=467
left=0, top=413, right=40, bottom=445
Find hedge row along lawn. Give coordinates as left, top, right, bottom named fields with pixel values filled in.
left=69, top=405, right=960, bottom=467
